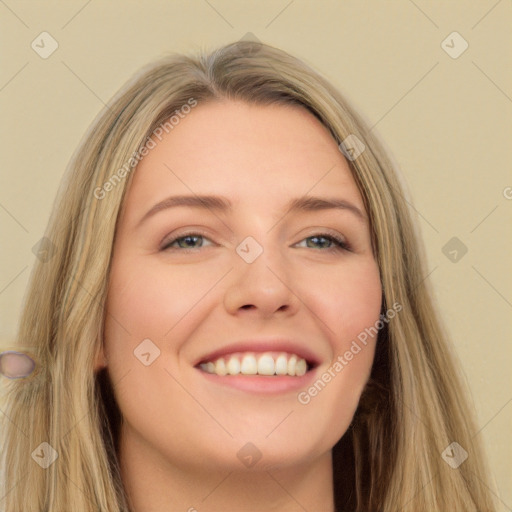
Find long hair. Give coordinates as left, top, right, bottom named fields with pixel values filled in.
left=0, top=40, right=496, bottom=511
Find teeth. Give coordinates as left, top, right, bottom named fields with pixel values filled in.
left=295, top=358, right=307, bottom=377
left=199, top=352, right=310, bottom=377
left=227, top=356, right=241, bottom=375
left=275, top=354, right=288, bottom=375
left=288, top=355, right=297, bottom=376
left=215, top=358, right=227, bottom=376
left=257, top=354, right=275, bottom=375
left=240, top=355, right=257, bottom=375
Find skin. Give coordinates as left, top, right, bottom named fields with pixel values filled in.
left=97, top=100, right=382, bottom=512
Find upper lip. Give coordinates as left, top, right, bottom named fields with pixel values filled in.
left=194, top=338, right=322, bottom=368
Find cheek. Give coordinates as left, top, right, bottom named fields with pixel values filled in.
left=294, top=259, right=382, bottom=436
left=303, top=256, right=382, bottom=346
left=104, top=256, right=215, bottom=343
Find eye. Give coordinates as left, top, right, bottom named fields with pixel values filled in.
left=295, top=233, right=351, bottom=252
left=160, top=231, right=351, bottom=253
left=161, top=233, right=214, bottom=251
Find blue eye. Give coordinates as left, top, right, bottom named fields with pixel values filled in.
left=161, top=232, right=351, bottom=253
left=298, top=233, right=351, bottom=252
left=162, top=234, right=212, bottom=250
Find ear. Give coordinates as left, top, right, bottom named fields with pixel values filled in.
left=93, top=341, right=107, bottom=372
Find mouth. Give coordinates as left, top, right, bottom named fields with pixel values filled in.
left=197, top=351, right=315, bottom=377
left=194, top=350, right=319, bottom=394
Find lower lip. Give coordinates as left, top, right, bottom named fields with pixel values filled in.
left=196, top=367, right=318, bottom=394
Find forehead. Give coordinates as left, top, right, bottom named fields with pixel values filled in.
left=121, top=100, right=365, bottom=220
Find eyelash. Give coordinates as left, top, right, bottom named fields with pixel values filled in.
left=161, top=232, right=351, bottom=253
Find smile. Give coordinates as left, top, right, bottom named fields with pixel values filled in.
left=198, top=351, right=310, bottom=377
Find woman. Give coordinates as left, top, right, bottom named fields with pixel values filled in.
left=0, top=40, right=496, bottom=511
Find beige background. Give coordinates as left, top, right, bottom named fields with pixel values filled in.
left=1, top=0, right=511, bottom=508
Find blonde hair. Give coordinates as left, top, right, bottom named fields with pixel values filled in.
left=0, top=41, right=496, bottom=511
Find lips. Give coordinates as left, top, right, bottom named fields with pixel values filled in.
left=194, top=339, right=321, bottom=377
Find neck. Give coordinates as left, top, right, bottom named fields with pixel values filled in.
left=119, top=426, right=335, bottom=512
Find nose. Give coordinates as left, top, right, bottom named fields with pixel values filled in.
left=223, top=240, right=300, bottom=319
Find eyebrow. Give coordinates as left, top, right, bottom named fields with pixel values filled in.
left=137, top=194, right=367, bottom=227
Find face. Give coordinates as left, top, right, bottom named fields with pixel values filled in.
left=101, top=100, right=382, bottom=474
